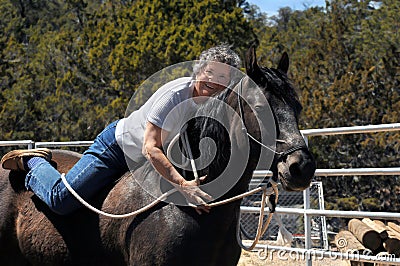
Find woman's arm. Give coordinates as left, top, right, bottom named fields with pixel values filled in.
left=143, top=122, right=211, bottom=214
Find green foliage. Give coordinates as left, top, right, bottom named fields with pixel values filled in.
left=0, top=0, right=254, bottom=142
left=336, top=196, right=359, bottom=211
left=249, top=0, right=399, bottom=212
left=362, top=197, right=381, bottom=211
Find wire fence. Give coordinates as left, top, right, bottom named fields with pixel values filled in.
left=240, top=181, right=328, bottom=249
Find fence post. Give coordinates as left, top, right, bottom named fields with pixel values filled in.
left=302, top=133, right=313, bottom=265
left=28, top=141, right=34, bottom=149
left=304, top=187, right=312, bottom=265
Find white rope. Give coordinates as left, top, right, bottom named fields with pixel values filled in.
left=62, top=172, right=283, bottom=250
left=166, top=132, right=200, bottom=182
left=246, top=132, right=283, bottom=155
left=60, top=173, right=177, bottom=219
left=236, top=181, right=280, bottom=251
left=60, top=128, right=284, bottom=247
left=181, top=131, right=199, bottom=183
left=61, top=172, right=277, bottom=220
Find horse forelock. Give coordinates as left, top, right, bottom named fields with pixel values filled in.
left=260, top=66, right=302, bottom=116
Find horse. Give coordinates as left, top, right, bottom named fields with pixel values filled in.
left=0, top=45, right=316, bottom=266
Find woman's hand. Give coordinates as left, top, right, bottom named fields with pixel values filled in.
left=144, top=123, right=212, bottom=214
left=175, top=176, right=212, bottom=214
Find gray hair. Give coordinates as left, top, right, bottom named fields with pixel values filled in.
left=192, top=44, right=241, bottom=78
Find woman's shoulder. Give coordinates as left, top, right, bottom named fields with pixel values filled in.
left=160, top=77, right=192, bottom=93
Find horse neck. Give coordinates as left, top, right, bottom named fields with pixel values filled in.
left=209, top=147, right=257, bottom=201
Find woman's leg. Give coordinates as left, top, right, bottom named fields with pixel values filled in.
left=25, top=121, right=136, bottom=215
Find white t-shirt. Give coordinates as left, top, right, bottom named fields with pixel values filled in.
left=115, top=77, right=197, bottom=162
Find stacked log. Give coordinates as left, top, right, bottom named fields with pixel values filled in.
left=335, top=219, right=400, bottom=266
left=348, top=218, right=382, bottom=252
left=334, top=230, right=371, bottom=253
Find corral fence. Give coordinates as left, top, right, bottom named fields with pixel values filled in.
left=240, top=181, right=328, bottom=249
left=1, top=122, right=400, bottom=265
left=248, top=123, right=400, bottom=265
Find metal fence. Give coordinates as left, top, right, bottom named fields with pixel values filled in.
left=240, top=181, right=328, bottom=249
left=1, top=122, right=400, bottom=265
left=247, top=123, right=400, bottom=265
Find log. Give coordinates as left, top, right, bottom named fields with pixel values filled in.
left=362, top=218, right=388, bottom=240
left=363, top=219, right=400, bottom=257
left=385, top=226, right=400, bottom=240
left=383, top=237, right=400, bottom=257
left=335, top=230, right=368, bottom=252
left=388, top=222, right=400, bottom=234
left=335, top=231, right=374, bottom=266
left=348, top=218, right=382, bottom=252
left=374, top=221, right=400, bottom=256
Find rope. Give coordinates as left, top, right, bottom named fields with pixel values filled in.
left=236, top=181, right=279, bottom=251
left=61, top=172, right=282, bottom=250
left=166, top=133, right=190, bottom=168
left=61, top=120, right=284, bottom=247
left=60, top=173, right=176, bottom=219
left=180, top=131, right=199, bottom=183
left=61, top=173, right=276, bottom=219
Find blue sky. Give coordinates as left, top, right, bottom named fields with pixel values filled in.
left=247, top=0, right=326, bottom=15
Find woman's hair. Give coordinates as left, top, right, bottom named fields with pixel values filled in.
left=192, top=44, right=241, bottom=76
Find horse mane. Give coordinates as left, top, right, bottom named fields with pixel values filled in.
left=181, top=89, right=232, bottom=181
left=261, top=67, right=302, bottom=116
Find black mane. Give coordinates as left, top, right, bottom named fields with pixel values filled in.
left=261, top=67, right=302, bottom=116
left=180, top=89, right=232, bottom=182
left=177, top=88, right=231, bottom=181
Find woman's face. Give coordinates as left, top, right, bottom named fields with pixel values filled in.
left=193, top=62, right=231, bottom=103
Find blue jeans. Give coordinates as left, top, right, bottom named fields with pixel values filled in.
left=25, top=120, right=140, bottom=215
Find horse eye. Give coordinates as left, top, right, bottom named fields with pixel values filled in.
left=254, top=105, right=265, bottom=112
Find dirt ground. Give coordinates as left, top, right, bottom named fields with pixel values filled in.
left=238, top=249, right=349, bottom=266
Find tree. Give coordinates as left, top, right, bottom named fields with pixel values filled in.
left=0, top=0, right=256, bottom=143
left=251, top=0, right=399, bottom=212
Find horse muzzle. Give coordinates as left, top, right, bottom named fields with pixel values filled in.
left=276, top=149, right=316, bottom=191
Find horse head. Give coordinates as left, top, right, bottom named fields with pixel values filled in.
left=180, top=46, right=315, bottom=201
left=245, top=45, right=316, bottom=191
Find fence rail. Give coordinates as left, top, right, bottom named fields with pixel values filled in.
left=0, top=140, right=35, bottom=148
left=301, top=122, right=400, bottom=136
left=254, top=167, right=400, bottom=177
left=35, top=141, right=94, bottom=148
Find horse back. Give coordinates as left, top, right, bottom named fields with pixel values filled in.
left=0, top=149, right=110, bottom=265
left=51, top=149, right=82, bottom=173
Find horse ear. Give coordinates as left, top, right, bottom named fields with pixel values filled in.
left=277, top=52, right=289, bottom=74
left=245, top=43, right=263, bottom=80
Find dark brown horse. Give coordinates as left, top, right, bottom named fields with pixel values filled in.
left=0, top=46, right=316, bottom=266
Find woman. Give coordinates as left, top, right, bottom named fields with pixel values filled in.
left=1, top=44, right=241, bottom=215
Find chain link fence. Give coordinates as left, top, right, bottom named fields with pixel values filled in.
left=240, top=181, right=328, bottom=249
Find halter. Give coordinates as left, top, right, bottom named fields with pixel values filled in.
left=236, top=77, right=308, bottom=162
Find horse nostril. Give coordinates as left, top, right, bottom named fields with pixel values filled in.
left=287, top=152, right=316, bottom=179
left=289, top=162, right=302, bottom=177
left=286, top=154, right=315, bottom=190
